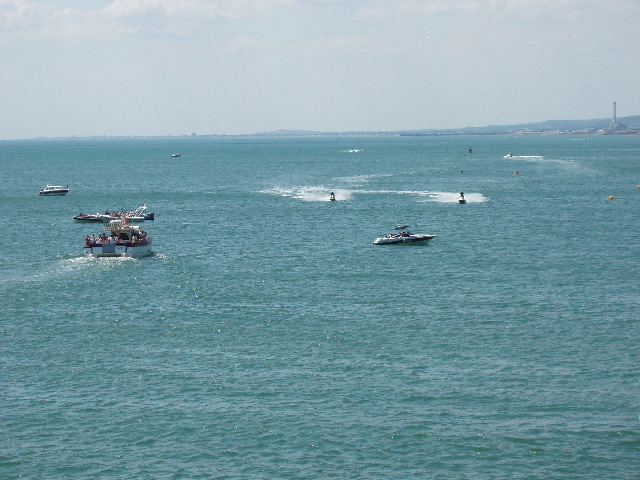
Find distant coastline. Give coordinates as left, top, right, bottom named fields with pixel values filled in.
left=253, top=114, right=640, bottom=137
left=9, top=114, right=640, bottom=141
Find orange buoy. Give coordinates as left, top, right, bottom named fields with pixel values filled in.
left=608, top=195, right=614, bottom=200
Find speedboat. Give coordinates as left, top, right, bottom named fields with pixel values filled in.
left=458, top=192, right=466, bottom=204
left=39, top=185, right=69, bottom=196
left=172, top=153, right=181, bottom=157
left=373, top=226, right=435, bottom=245
left=73, top=213, right=103, bottom=222
left=97, top=204, right=154, bottom=222
left=84, top=219, right=152, bottom=258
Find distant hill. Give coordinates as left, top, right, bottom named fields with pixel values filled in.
left=450, top=115, right=640, bottom=134
left=253, top=115, right=640, bottom=137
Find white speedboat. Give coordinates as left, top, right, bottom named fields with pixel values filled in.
left=84, top=219, right=153, bottom=258
left=97, top=204, right=154, bottom=222
left=458, top=192, right=466, bottom=204
left=373, top=227, right=435, bottom=245
left=39, top=185, right=69, bottom=196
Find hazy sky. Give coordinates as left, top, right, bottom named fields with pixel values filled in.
left=0, top=0, right=638, bottom=139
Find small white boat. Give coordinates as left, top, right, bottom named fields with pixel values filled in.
left=39, top=185, right=69, bottom=196
left=458, top=192, right=466, bottom=204
left=374, top=226, right=435, bottom=245
left=172, top=153, right=181, bottom=157
left=84, top=219, right=152, bottom=258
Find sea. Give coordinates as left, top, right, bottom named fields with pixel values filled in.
left=1, top=133, right=639, bottom=479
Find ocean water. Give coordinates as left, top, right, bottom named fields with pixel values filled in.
left=1, top=134, right=639, bottom=479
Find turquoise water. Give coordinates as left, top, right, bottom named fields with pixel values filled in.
left=1, top=134, right=639, bottom=479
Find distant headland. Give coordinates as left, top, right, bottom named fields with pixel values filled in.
left=252, top=114, right=640, bottom=137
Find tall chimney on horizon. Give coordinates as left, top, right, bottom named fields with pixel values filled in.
left=613, top=101, right=617, bottom=122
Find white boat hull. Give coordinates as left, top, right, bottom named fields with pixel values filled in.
left=84, top=242, right=152, bottom=258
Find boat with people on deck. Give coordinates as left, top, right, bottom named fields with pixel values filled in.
left=98, top=204, right=154, bottom=222
left=39, top=185, right=69, bottom=196
left=373, top=226, right=435, bottom=245
left=84, top=218, right=153, bottom=258
left=74, top=204, right=154, bottom=222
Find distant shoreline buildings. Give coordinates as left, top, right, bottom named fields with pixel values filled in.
left=609, top=101, right=627, bottom=131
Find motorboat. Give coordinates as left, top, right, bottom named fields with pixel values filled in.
left=373, top=226, right=435, bottom=245
left=172, top=153, right=181, bottom=157
left=329, top=192, right=336, bottom=201
left=73, top=213, right=104, bottom=222
left=458, top=192, right=466, bottom=204
left=84, top=219, right=152, bottom=258
left=97, top=204, right=155, bottom=222
left=39, top=185, right=69, bottom=196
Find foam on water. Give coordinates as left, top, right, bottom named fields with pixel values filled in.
left=421, top=191, right=489, bottom=203
left=263, top=185, right=353, bottom=201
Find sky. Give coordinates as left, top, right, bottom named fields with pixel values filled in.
left=0, top=0, right=638, bottom=139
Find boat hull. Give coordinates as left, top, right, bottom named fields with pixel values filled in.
left=84, top=242, right=152, bottom=258
left=373, top=234, right=435, bottom=245
left=73, top=215, right=103, bottom=222
left=97, top=213, right=154, bottom=222
left=39, top=190, right=69, bottom=196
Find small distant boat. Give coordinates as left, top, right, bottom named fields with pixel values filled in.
left=172, top=153, right=181, bottom=157
left=510, top=171, right=524, bottom=175
left=84, top=219, right=153, bottom=258
left=374, top=226, right=435, bottom=245
left=329, top=192, right=336, bottom=201
left=505, top=153, right=515, bottom=158
left=39, top=185, right=69, bottom=196
left=348, top=149, right=361, bottom=153
left=458, top=192, right=466, bottom=204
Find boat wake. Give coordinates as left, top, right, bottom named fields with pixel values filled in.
left=504, top=154, right=545, bottom=159
left=420, top=191, right=488, bottom=203
left=263, top=186, right=353, bottom=201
